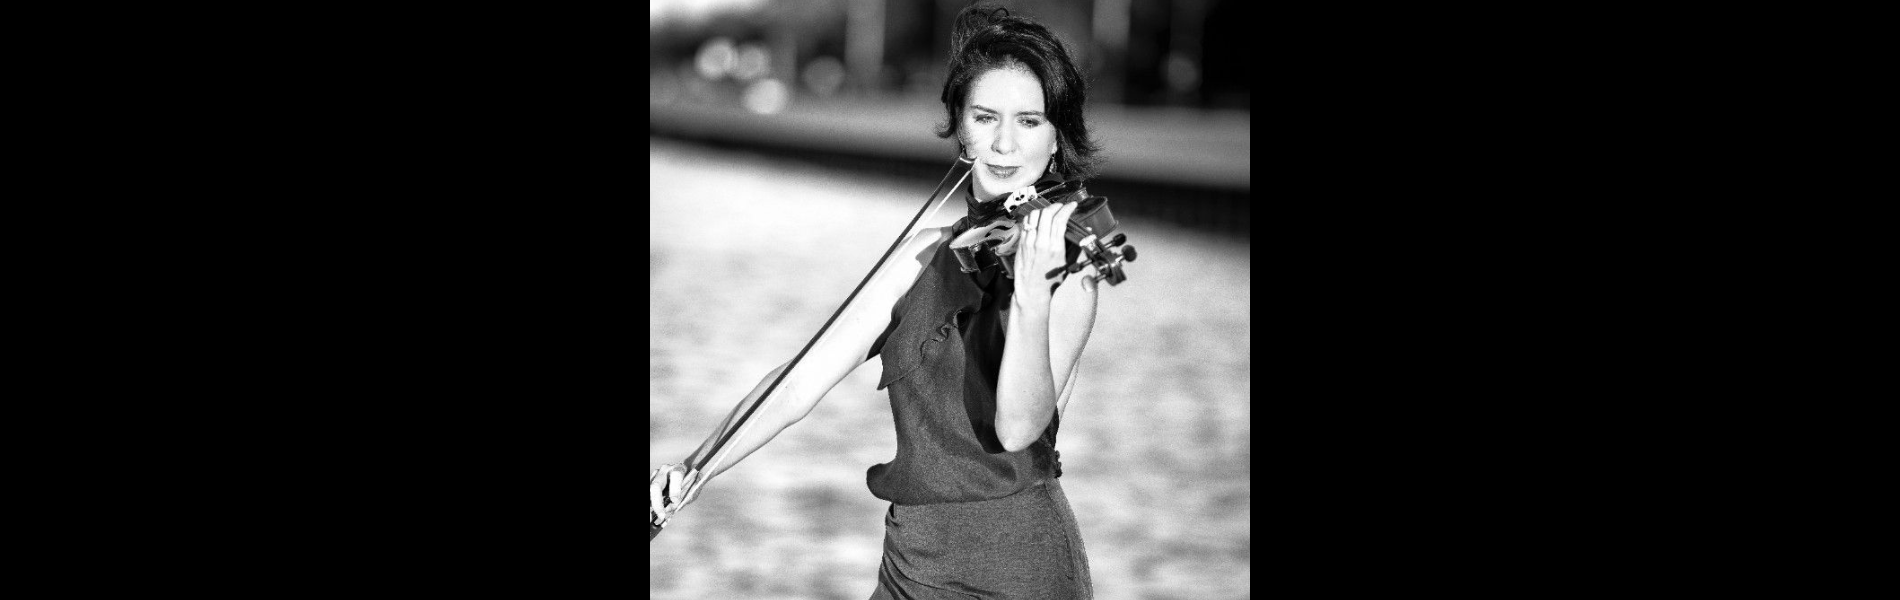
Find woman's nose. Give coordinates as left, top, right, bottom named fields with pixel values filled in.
left=991, top=126, right=1017, bottom=155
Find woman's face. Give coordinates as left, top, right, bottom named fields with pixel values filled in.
left=961, top=66, right=1057, bottom=202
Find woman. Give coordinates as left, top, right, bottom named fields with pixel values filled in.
left=652, top=5, right=1104, bottom=598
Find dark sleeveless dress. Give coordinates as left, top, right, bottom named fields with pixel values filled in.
left=863, top=208, right=1093, bottom=600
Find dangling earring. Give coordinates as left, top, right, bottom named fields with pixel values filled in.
left=1047, top=156, right=1058, bottom=174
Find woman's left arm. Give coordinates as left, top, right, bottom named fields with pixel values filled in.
left=996, top=202, right=1098, bottom=451
left=1049, top=275, right=1098, bottom=418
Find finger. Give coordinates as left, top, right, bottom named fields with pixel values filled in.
left=1046, top=204, right=1070, bottom=250
left=1013, top=231, right=1030, bottom=271
left=1038, top=214, right=1055, bottom=258
left=1022, top=215, right=1043, bottom=262
left=1026, top=211, right=1056, bottom=263
left=1041, top=206, right=1071, bottom=258
left=668, top=469, right=684, bottom=507
left=650, top=470, right=666, bottom=519
left=1059, top=203, right=1079, bottom=252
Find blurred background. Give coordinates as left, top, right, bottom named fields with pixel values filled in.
left=651, top=1, right=1249, bottom=598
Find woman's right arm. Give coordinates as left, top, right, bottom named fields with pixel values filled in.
left=653, top=227, right=947, bottom=514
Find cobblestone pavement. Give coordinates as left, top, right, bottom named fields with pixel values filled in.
left=650, top=138, right=1251, bottom=600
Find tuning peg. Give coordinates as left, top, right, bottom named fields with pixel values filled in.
left=1045, top=258, right=1090, bottom=280
left=1121, top=245, right=1137, bottom=262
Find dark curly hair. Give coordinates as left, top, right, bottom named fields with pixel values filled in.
left=935, top=4, right=1102, bottom=181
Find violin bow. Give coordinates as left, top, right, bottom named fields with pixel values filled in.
left=653, top=156, right=975, bottom=542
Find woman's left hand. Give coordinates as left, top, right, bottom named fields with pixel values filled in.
left=1012, top=200, right=1078, bottom=303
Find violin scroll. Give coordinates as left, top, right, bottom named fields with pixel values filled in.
left=1044, top=232, right=1137, bottom=287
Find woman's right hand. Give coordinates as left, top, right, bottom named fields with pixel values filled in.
left=649, top=463, right=703, bottom=526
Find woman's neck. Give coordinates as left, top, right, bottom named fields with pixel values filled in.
left=967, top=181, right=1002, bottom=204
left=964, top=182, right=1008, bottom=223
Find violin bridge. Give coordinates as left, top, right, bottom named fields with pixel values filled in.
left=1002, top=186, right=1036, bottom=213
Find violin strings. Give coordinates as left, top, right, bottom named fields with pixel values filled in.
left=1016, top=194, right=1099, bottom=240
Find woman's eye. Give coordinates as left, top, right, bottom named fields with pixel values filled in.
left=1019, top=118, right=1042, bottom=127
left=973, top=114, right=996, bottom=124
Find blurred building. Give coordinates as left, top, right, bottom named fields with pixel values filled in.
left=650, top=0, right=1251, bottom=236
left=651, top=0, right=1246, bottom=109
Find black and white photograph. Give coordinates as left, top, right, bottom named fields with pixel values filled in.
left=105, top=0, right=1732, bottom=594
left=77, top=0, right=1730, bottom=593
left=648, top=1, right=1250, bottom=598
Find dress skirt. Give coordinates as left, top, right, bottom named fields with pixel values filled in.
left=869, top=479, right=1092, bottom=600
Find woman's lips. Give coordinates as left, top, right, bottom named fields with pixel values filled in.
left=985, top=164, right=1020, bottom=179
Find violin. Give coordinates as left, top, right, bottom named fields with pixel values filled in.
left=948, top=174, right=1138, bottom=286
